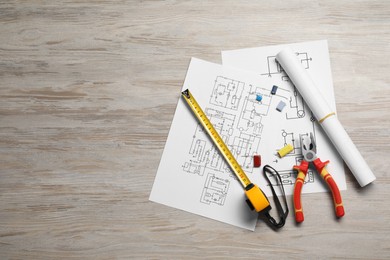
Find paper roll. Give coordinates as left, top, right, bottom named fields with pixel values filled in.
left=276, top=48, right=376, bottom=187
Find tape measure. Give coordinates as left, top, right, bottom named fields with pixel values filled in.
left=181, top=89, right=270, bottom=213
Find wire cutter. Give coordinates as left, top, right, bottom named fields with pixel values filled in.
left=293, top=133, right=345, bottom=223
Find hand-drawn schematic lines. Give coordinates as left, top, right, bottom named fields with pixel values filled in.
left=281, top=130, right=298, bottom=155
left=238, top=85, right=271, bottom=134
left=200, top=173, right=230, bottom=206
left=259, top=52, right=312, bottom=120
left=210, top=76, right=244, bottom=110
left=271, top=132, right=317, bottom=186
left=265, top=169, right=315, bottom=187
left=232, top=84, right=272, bottom=171
left=261, top=52, right=312, bottom=81
left=182, top=108, right=236, bottom=177
left=286, top=89, right=306, bottom=119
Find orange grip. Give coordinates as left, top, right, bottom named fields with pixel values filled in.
left=293, top=170, right=306, bottom=223
left=321, top=168, right=345, bottom=218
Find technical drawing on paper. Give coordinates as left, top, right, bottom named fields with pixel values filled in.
left=182, top=76, right=273, bottom=204
left=268, top=131, right=315, bottom=187
left=181, top=69, right=318, bottom=206
left=151, top=49, right=346, bottom=231
left=258, top=53, right=312, bottom=120
left=261, top=52, right=312, bottom=81
left=182, top=108, right=236, bottom=177
left=200, top=173, right=230, bottom=206
left=210, top=76, right=244, bottom=110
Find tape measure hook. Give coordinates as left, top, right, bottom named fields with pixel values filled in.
left=182, top=89, right=190, bottom=99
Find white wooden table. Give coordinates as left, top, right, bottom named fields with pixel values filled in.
left=1, top=1, right=389, bottom=258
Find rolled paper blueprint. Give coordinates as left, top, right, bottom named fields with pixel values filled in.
left=276, top=48, right=376, bottom=187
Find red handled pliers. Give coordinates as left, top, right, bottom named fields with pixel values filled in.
left=293, top=133, right=345, bottom=223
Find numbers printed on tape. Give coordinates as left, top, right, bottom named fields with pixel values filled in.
left=181, top=89, right=251, bottom=188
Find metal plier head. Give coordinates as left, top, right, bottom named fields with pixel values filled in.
left=301, top=133, right=317, bottom=162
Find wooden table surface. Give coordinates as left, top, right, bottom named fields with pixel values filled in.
left=1, top=1, right=389, bottom=259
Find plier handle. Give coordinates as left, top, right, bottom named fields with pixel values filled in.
left=293, top=133, right=345, bottom=223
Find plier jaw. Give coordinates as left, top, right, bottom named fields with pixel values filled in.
left=292, top=133, right=316, bottom=174
left=301, top=133, right=317, bottom=162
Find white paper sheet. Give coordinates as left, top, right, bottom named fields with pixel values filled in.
left=221, top=39, right=346, bottom=189
left=150, top=48, right=346, bottom=230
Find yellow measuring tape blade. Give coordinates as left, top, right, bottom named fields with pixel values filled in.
left=181, top=89, right=270, bottom=212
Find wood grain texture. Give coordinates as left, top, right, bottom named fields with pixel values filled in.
left=0, top=0, right=389, bottom=259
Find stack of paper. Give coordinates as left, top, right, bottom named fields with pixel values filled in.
left=149, top=40, right=346, bottom=231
